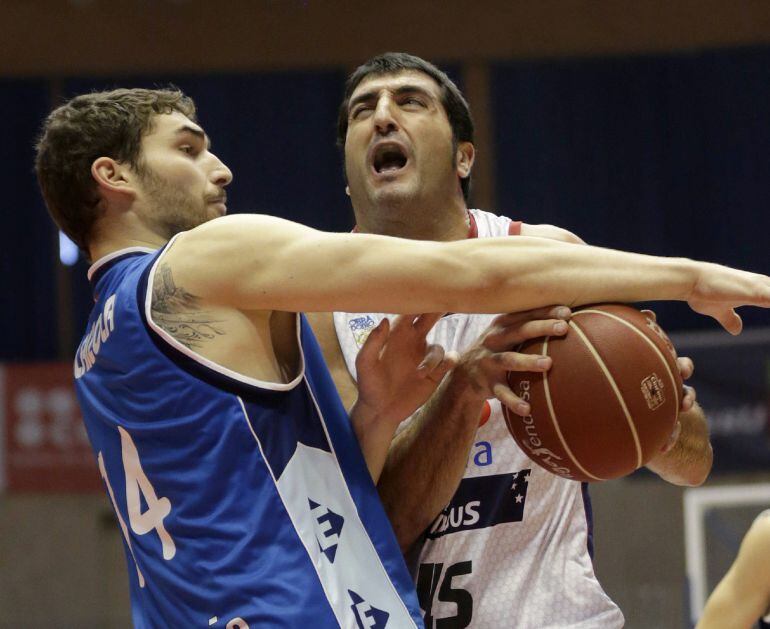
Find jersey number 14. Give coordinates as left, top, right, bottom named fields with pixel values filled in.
left=98, top=426, right=176, bottom=588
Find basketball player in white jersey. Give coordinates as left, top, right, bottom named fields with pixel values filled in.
left=697, top=509, right=770, bottom=629
left=309, top=53, right=715, bottom=627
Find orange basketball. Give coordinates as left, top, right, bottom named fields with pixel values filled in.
left=504, top=304, right=682, bottom=482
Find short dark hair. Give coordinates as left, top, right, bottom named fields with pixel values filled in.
left=35, top=87, right=196, bottom=250
left=337, top=52, right=475, bottom=200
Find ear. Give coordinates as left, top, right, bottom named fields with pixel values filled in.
left=455, top=141, right=475, bottom=179
left=91, top=157, right=135, bottom=200
left=345, top=185, right=351, bottom=197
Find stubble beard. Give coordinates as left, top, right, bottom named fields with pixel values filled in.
left=139, top=167, right=209, bottom=239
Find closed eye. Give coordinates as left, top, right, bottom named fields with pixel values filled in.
left=402, top=97, right=425, bottom=107
left=351, top=104, right=373, bottom=120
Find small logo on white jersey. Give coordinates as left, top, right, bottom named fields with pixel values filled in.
left=309, top=498, right=345, bottom=563
left=349, top=589, right=390, bottom=628
left=348, top=316, right=378, bottom=348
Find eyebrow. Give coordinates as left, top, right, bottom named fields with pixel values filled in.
left=175, top=124, right=211, bottom=149
left=348, top=84, right=435, bottom=112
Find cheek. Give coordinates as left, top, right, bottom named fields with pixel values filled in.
left=344, top=145, right=366, bottom=180
left=419, top=133, right=455, bottom=172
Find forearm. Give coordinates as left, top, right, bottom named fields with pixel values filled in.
left=298, top=232, right=698, bottom=314
left=169, top=214, right=704, bottom=314
left=349, top=401, right=400, bottom=483
left=646, top=403, right=712, bottom=486
left=377, top=371, right=486, bottom=552
left=697, top=578, right=767, bottom=629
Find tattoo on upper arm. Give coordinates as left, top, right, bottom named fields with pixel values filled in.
left=151, top=263, right=225, bottom=350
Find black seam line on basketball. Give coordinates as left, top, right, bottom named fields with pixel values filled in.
left=573, top=310, right=681, bottom=414
left=569, top=319, right=643, bottom=471
left=542, top=336, right=603, bottom=481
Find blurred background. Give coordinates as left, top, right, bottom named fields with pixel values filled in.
left=2, top=1, right=770, bottom=626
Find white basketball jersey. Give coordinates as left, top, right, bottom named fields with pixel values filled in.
left=334, top=209, right=624, bottom=628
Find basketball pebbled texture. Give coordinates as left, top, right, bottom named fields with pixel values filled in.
left=504, top=304, right=682, bottom=482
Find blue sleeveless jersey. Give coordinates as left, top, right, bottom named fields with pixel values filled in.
left=74, top=246, right=423, bottom=628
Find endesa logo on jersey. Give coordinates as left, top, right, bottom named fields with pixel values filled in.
left=427, top=470, right=530, bottom=540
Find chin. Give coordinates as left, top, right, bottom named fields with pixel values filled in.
left=372, top=183, right=417, bottom=207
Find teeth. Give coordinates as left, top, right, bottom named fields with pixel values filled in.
left=374, top=147, right=407, bottom=173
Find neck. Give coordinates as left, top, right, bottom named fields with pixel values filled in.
left=88, top=215, right=169, bottom=263
left=355, top=197, right=471, bottom=242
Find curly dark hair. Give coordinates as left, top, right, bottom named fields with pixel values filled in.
left=35, top=87, right=196, bottom=250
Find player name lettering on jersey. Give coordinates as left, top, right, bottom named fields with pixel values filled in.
left=74, top=294, right=116, bottom=379
left=427, top=471, right=530, bottom=540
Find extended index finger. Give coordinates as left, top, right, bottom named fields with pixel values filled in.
left=413, top=312, right=445, bottom=337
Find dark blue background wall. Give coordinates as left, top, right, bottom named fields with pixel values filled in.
left=493, top=47, right=770, bottom=330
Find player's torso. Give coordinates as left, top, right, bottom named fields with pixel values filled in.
left=334, top=209, right=623, bottom=629
left=77, top=247, right=422, bottom=628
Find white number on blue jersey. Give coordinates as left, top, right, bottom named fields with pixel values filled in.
left=118, top=426, right=177, bottom=560
left=98, top=451, right=146, bottom=588
left=97, top=426, right=177, bottom=589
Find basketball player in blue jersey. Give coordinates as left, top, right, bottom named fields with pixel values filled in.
left=309, top=53, right=717, bottom=627
left=697, top=509, right=770, bottom=629
left=35, top=88, right=770, bottom=628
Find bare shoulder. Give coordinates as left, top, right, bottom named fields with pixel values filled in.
left=306, top=312, right=358, bottom=408
left=520, top=222, right=585, bottom=245
left=149, top=258, right=229, bottom=351
left=162, top=214, right=310, bottom=266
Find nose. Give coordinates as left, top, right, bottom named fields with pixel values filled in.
left=372, top=95, right=399, bottom=136
left=210, top=154, right=233, bottom=186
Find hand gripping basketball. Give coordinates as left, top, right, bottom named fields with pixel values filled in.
left=504, top=304, right=683, bottom=482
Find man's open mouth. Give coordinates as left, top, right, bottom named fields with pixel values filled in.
left=372, top=143, right=408, bottom=174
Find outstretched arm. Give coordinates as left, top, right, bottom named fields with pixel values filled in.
left=697, top=514, right=770, bottom=629
left=161, top=214, right=770, bottom=330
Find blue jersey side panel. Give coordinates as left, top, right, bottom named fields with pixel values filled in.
left=300, top=315, right=423, bottom=626
left=74, top=249, right=422, bottom=628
